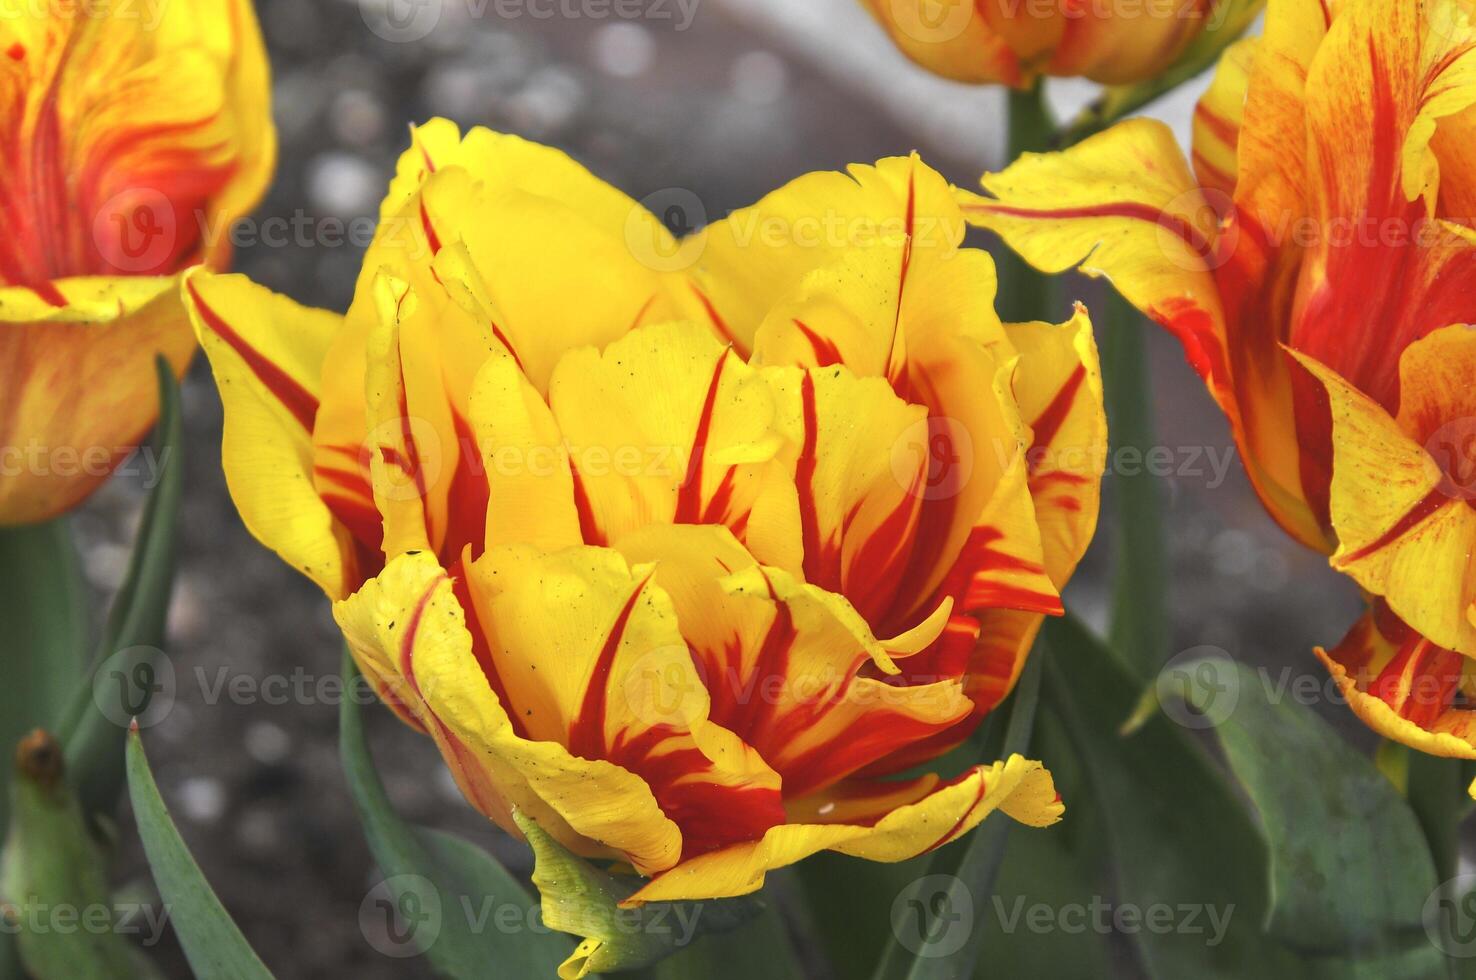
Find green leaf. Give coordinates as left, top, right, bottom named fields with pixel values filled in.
left=513, top=809, right=763, bottom=978
left=650, top=902, right=805, bottom=980
left=793, top=716, right=1009, bottom=979
left=967, top=706, right=1117, bottom=978
left=0, top=732, right=137, bottom=979
left=0, top=517, right=87, bottom=838
left=61, top=356, right=183, bottom=822
left=870, top=652, right=1046, bottom=980
left=339, top=653, right=573, bottom=978
left=1169, top=655, right=1444, bottom=966
left=1100, top=293, right=1170, bottom=681
left=1042, top=614, right=1298, bottom=979
left=125, top=726, right=273, bottom=979
left=1057, top=0, right=1264, bottom=146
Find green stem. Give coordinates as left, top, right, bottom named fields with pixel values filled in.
left=0, top=518, right=88, bottom=839
left=1408, top=752, right=1464, bottom=882
left=995, top=81, right=1057, bottom=324
left=1101, top=291, right=1170, bottom=681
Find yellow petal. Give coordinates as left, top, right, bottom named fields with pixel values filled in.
left=623, top=754, right=1061, bottom=904
left=1192, top=38, right=1257, bottom=198
left=462, top=544, right=785, bottom=861
left=468, top=351, right=583, bottom=554
left=1007, top=304, right=1107, bottom=590
left=182, top=269, right=363, bottom=598
left=548, top=320, right=793, bottom=564
left=693, top=155, right=966, bottom=357
left=1316, top=604, right=1476, bottom=761
left=0, top=276, right=192, bottom=524
left=962, top=118, right=1327, bottom=552
left=335, top=549, right=690, bottom=875
left=1292, top=341, right=1476, bottom=656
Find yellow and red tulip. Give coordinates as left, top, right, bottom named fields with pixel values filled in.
left=859, top=0, right=1251, bottom=87
left=0, top=0, right=273, bottom=524
left=183, top=120, right=1105, bottom=938
left=960, top=0, right=1476, bottom=772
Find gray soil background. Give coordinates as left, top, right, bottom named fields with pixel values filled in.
left=71, top=0, right=1392, bottom=975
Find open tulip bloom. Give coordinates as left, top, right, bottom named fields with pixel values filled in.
left=963, top=0, right=1476, bottom=777
left=0, top=0, right=273, bottom=524
left=184, top=120, right=1106, bottom=925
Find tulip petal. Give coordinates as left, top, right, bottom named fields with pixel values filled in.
left=1231, top=0, right=1327, bottom=236
left=623, top=754, right=1061, bottom=904
left=1046, top=0, right=1206, bottom=86
left=1007, top=305, right=1107, bottom=589
left=0, top=276, right=192, bottom=524
left=461, top=544, right=785, bottom=863
left=694, top=156, right=966, bottom=357
left=182, top=270, right=364, bottom=598
left=1289, top=0, right=1476, bottom=408
left=0, top=0, right=271, bottom=284
left=854, top=0, right=1024, bottom=86
left=548, top=320, right=796, bottom=567
left=335, top=550, right=691, bottom=875
left=1315, top=603, right=1476, bottom=762
left=1192, top=38, right=1257, bottom=198
left=613, top=523, right=972, bottom=799
left=963, top=117, right=1328, bottom=551
left=468, top=352, right=584, bottom=554
left=1292, top=342, right=1476, bottom=656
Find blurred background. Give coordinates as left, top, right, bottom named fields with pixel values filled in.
left=74, top=0, right=1372, bottom=975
